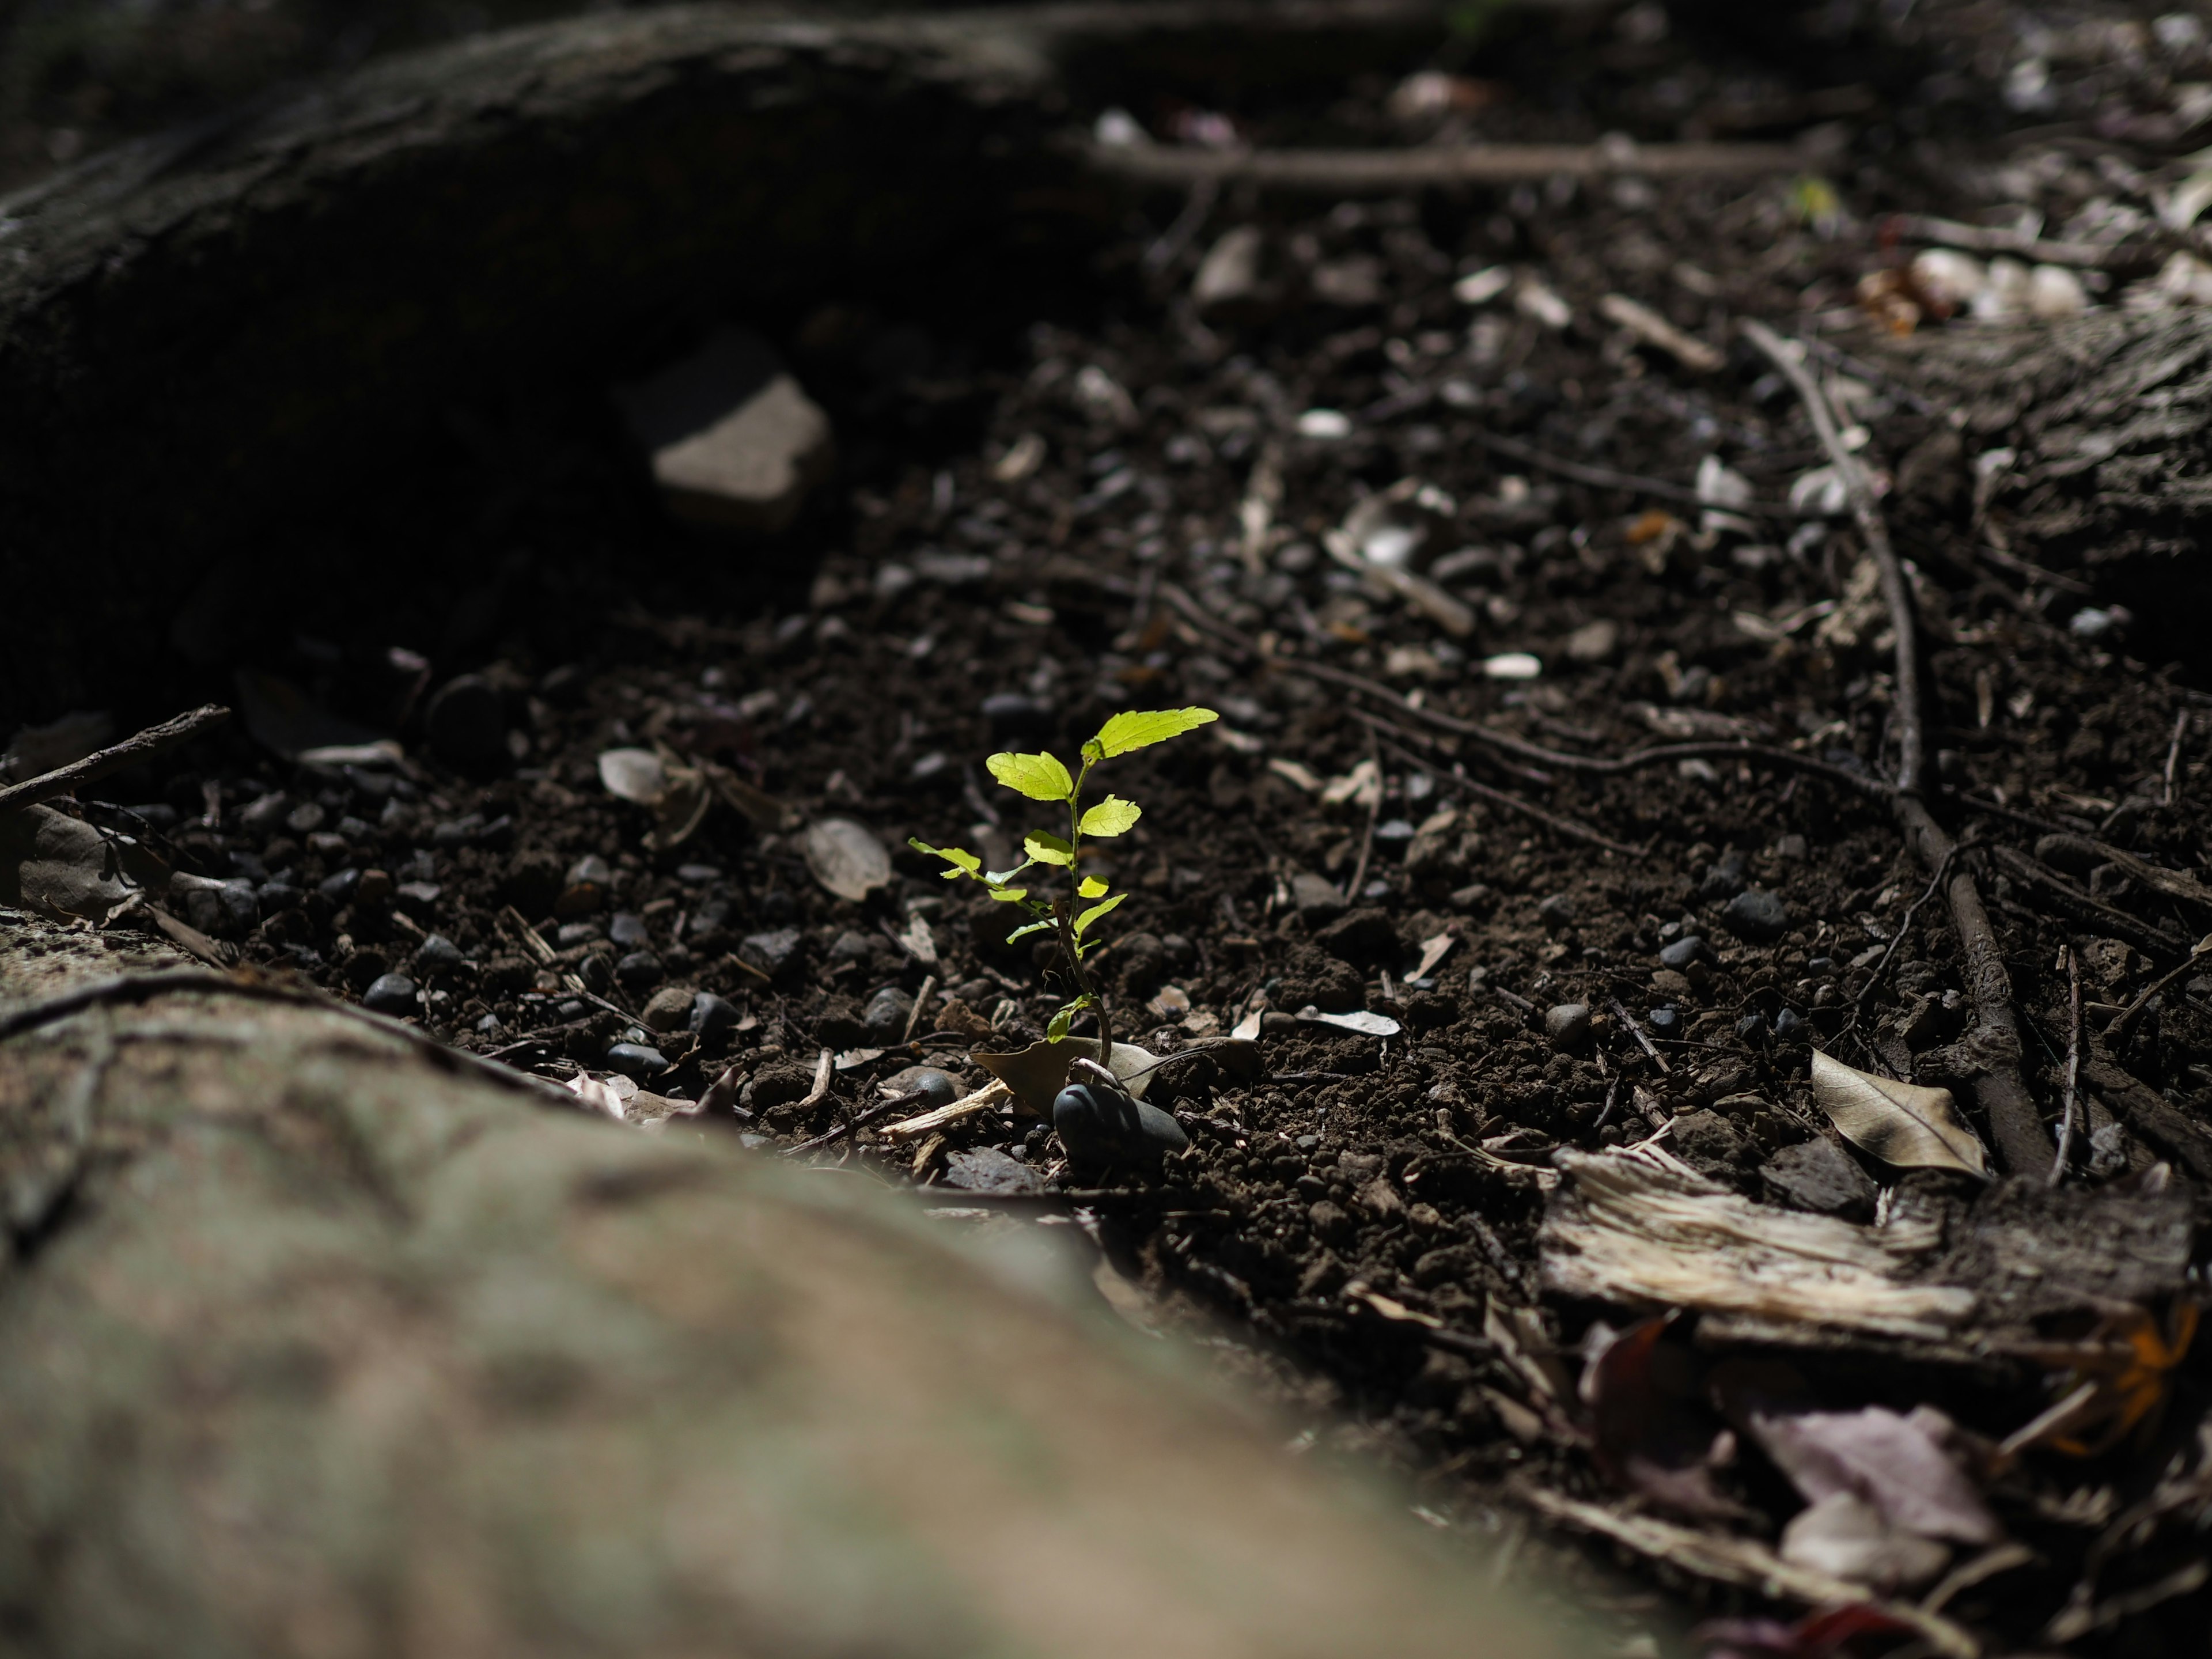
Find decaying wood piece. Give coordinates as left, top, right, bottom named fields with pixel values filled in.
left=0, top=915, right=1577, bottom=1658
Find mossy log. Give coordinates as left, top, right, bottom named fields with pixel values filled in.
left=0, top=916, right=1574, bottom=1656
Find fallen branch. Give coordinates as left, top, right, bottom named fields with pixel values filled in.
left=1984, top=846, right=2194, bottom=961
left=0, top=704, right=229, bottom=815
left=1086, top=137, right=1806, bottom=193
left=2052, top=945, right=2081, bottom=1188
left=1743, top=318, right=2050, bottom=1176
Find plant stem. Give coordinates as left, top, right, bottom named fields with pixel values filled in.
left=1065, top=762, right=1114, bottom=1059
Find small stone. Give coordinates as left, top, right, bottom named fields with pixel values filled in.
left=361, top=974, right=419, bottom=1017
left=641, top=986, right=695, bottom=1032
left=863, top=986, right=915, bottom=1040
left=1052, top=1081, right=1189, bottom=1171
left=1565, top=618, right=1620, bottom=663
left=739, top=929, right=804, bottom=979
left=609, top=911, right=650, bottom=948
left=884, top=1066, right=961, bottom=1110
left=1762, top=1138, right=1877, bottom=1219
left=615, top=328, right=834, bottom=533
left=566, top=854, right=612, bottom=888
left=217, top=880, right=259, bottom=933
left=1736, top=1011, right=1768, bottom=1042
left=1260, top=1010, right=1299, bottom=1036
left=1775, top=833, right=1809, bottom=862
left=556, top=922, right=602, bottom=949
left=1695, top=851, right=1749, bottom=904
left=1671, top=1109, right=1755, bottom=1180
left=604, top=1041, right=669, bottom=1081
left=1772, top=1007, right=1808, bottom=1043
left=286, top=800, right=327, bottom=835
left=425, top=675, right=508, bottom=774
left=1806, top=956, right=1836, bottom=978
left=1290, top=872, right=1347, bottom=922
left=412, top=934, right=463, bottom=972
left=675, top=863, right=722, bottom=885
left=1722, top=889, right=1789, bottom=943
left=395, top=881, right=441, bottom=918
left=615, top=950, right=664, bottom=988
left=475, top=1013, right=503, bottom=1035
left=1658, top=935, right=1707, bottom=969
left=828, top=929, right=877, bottom=964
left=1308, top=1199, right=1355, bottom=1246
left=981, top=692, right=1055, bottom=738
left=318, top=868, right=361, bottom=904
left=1537, top=893, right=1575, bottom=929
left=1545, top=1003, right=1593, bottom=1053
left=355, top=868, right=395, bottom=909
left=688, top=993, right=741, bottom=1042
left=942, top=1147, right=1047, bottom=1196
left=1652, top=968, right=1694, bottom=999
left=1647, top=1005, right=1681, bottom=1036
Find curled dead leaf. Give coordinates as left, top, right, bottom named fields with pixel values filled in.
left=802, top=817, right=892, bottom=902
left=1809, top=1051, right=1989, bottom=1179
left=597, top=747, right=667, bottom=804
left=971, top=1037, right=1159, bottom=1116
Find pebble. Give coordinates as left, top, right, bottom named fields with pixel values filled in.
left=1537, top=893, right=1575, bottom=929
left=257, top=881, right=301, bottom=916
left=1647, top=1005, right=1681, bottom=1037
left=613, top=327, right=834, bottom=533
left=1806, top=956, right=1836, bottom=978
left=1695, top=851, right=1749, bottom=904
left=566, top=854, right=613, bottom=888
left=675, top=863, right=722, bottom=885
left=609, top=911, right=650, bottom=948
left=688, top=993, right=741, bottom=1042
left=395, top=881, right=441, bottom=916
left=884, top=1066, right=961, bottom=1111
left=1052, top=1081, right=1189, bottom=1171
left=1290, top=870, right=1347, bottom=922
left=318, top=868, right=361, bottom=904
left=739, top=928, right=803, bottom=978
left=863, top=986, right=915, bottom=1040
left=1545, top=1002, right=1593, bottom=1053
left=641, top=986, right=695, bottom=1032
left=1772, top=1007, right=1808, bottom=1043
left=1736, top=1011, right=1768, bottom=1042
left=425, top=674, right=509, bottom=773
left=1761, top=1138, right=1876, bottom=1219
left=355, top=869, right=394, bottom=909
left=1658, top=934, right=1706, bottom=969
left=604, top=1041, right=669, bottom=1081
left=615, top=950, right=664, bottom=988
left=555, top=922, right=602, bottom=948
left=240, top=792, right=291, bottom=832
left=285, top=800, right=326, bottom=835
left=1722, top=889, right=1789, bottom=943
left=412, top=934, right=463, bottom=972
left=828, top=929, right=876, bottom=963
left=361, top=974, right=419, bottom=1017
left=1315, top=907, right=1399, bottom=969
left=942, top=1147, right=1047, bottom=1196
left=1565, top=619, right=1620, bottom=664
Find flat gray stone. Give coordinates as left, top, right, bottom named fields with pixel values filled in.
left=615, top=328, right=834, bottom=533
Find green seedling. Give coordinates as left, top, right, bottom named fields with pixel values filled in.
left=911, top=706, right=1218, bottom=1055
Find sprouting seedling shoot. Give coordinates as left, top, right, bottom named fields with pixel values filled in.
left=911, top=706, right=1218, bottom=1060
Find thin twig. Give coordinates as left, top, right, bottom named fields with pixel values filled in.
left=0, top=704, right=230, bottom=815
left=1881, top=211, right=2145, bottom=271
left=2164, top=709, right=2190, bottom=807
left=1472, top=430, right=1820, bottom=518
left=2051, top=945, right=2082, bottom=1188
left=1743, top=317, right=2050, bottom=1175
left=1368, top=723, right=1644, bottom=859
left=1849, top=846, right=1960, bottom=1029
left=784, top=1086, right=932, bottom=1157
left=2103, top=940, right=2212, bottom=1046
left=1160, top=582, right=1890, bottom=800
left=1607, top=997, right=1671, bottom=1076
left=1086, top=137, right=1806, bottom=192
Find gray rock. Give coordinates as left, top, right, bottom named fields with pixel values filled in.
left=640, top=986, right=695, bottom=1032
left=361, top=974, right=419, bottom=1017
left=1315, top=907, right=1398, bottom=969
left=738, top=929, right=803, bottom=979
left=1052, top=1082, right=1188, bottom=1172
left=1695, top=850, right=1748, bottom=904
left=1772, top=1006, right=1808, bottom=1043
left=609, top=911, right=650, bottom=948
left=395, top=881, right=442, bottom=918
left=1536, top=893, right=1575, bottom=929
left=412, top=934, right=463, bottom=972
left=1671, top=1109, right=1755, bottom=1181
left=425, top=675, right=508, bottom=774
left=1658, top=935, right=1706, bottom=969
left=604, top=1042, right=669, bottom=1081
left=884, top=1066, right=961, bottom=1111
left=566, top=854, right=612, bottom=888
left=863, top=986, right=915, bottom=1040
left=614, top=327, right=834, bottom=533
left=942, top=1147, right=1047, bottom=1196
left=1722, top=889, right=1789, bottom=943
left=680, top=994, right=737, bottom=1044
left=1646, top=1005, right=1681, bottom=1036
left=555, top=921, right=602, bottom=949
left=1761, top=1137, right=1877, bottom=1219
left=1544, top=1003, right=1593, bottom=1053
left=1290, top=872, right=1347, bottom=923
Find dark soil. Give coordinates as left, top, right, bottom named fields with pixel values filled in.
left=21, top=3, right=2212, bottom=1654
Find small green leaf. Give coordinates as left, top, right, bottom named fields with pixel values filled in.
left=987, top=751, right=1075, bottom=802
left=1046, top=1003, right=1074, bottom=1040
left=1078, top=874, right=1109, bottom=899
left=1078, top=796, right=1142, bottom=836
left=1074, top=893, right=1126, bottom=938
left=1024, top=830, right=1075, bottom=867
left=1087, top=707, right=1218, bottom=759
left=989, top=885, right=1031, bottom=903
left=1006, top=919, right=1056, bottom=944
left=910, top=839, right=981, bottom=876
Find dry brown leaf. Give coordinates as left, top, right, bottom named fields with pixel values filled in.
left=1810, top=1051, right=1989, bottom=1178
left=802, top=817, right=891, bottom=902
left=971, top=1037, right=1158, bottom=1115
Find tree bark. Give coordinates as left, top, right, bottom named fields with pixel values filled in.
left=0, top=913, right=1577, bottom=1658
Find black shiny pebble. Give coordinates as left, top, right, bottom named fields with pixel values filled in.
left=604, top=1041, right=669, bottom=1081
left=361, top=974, right=419, bottom=1017
left=1658, top=935, right=1706, bottom=969
left=615, top=950, right=664, bottom=988
left=1052, top=1081, right=1189, bottom=1172
left=688, top=993, right=741, bottom=1041
left=1647, top=1005, right=1681, bottom=1037
left=1772, top=1007, right=1809, bottom=1043
left=1736, top=1010, right=1768, bottom=1043
left=413, top=933, right=463, bottom=972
